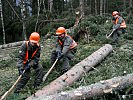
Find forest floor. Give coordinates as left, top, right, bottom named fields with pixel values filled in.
left=0, top=33, right=133, bottom=100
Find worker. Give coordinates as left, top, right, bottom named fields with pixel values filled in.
left=51, top=27, right=78, bottom=74
left=111, top=11, right=126, bottom=44
left=14, top=32, right=44, bottom=93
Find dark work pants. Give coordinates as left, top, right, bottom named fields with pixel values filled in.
left=14, top=64, right=43, bottom=93
left=51, top=49, right=76, bottom=74
left=111, top=28, right=125, bottom=44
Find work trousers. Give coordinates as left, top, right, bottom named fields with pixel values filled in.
left=51, top=49, right=76, bottom=74
left=111, top=28, right=125, bottom=44
left=14, top=64, right=44, bottom=93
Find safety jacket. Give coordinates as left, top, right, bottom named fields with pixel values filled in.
left=58, top=34, right=78, bottom=49
left=115, top=17, right=126, bottom=28
left=23, top=41, right=39, bottom=64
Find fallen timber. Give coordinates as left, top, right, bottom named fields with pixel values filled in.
left=0, top=41, right=23, bottom=49
left=27, top=44, right=113, bottom=100
left=34, top=73, right=133, bottom=100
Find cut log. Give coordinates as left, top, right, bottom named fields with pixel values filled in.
left=40, top=18, right=69, bottom=23
left=27, top=44, right=113, bottom=100
left=34, top=74, right=133, bottom=100
left=0, top=41, right=24, bottom=49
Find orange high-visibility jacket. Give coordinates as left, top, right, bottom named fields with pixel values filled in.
left=58, top=34, right=78, bottom=49
left=115, top=17, right=126, bottom=28
left=23, top=41, right=39, bottom=64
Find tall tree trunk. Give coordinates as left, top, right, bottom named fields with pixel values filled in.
left=126, top=0, right=132, bottom=23
left=48, top=0, right=50, bottom=12
left=80, top=0, right=84, bottom=17
left=35, top=0, right=41, bottom=32
left=100, top=0, right=103, bottom=16
left=0, top=0, right=6, bottom=44
left=49, top=0, right=53, bottom=13
left=27, top=44, right=113, bottom=99
left=42, top=0, right=46, bottom=13
left=20, top=0, right=27, bottom=40
left=31, top=74, right=133, bottom=100
left=103, top=0, right=106, bottom=14
left=70, top=0, right=74, bottom=14
left=95, top=0, right=97, bottom=15
left=32, top=0, right=37, bottom=15
left=89, top=0, right=91, bottom=14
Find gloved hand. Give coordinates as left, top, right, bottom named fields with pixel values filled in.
left=57, top=51, right=61, bottom=57
left=28, top=60, right=34, bottom=67
left=57, top=51, right=63, bottom=60
left=18, top=68, right=24, bottom=75
left=113, top=28, right=116, bottom=32
left=24, top=63, right=30, bottom=70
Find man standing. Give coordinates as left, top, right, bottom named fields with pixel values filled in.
left=14, top=32, right=44, bottom=93
left=51, top=27, right=78, bottom=74
left=111, top=11, right=126, bottom=44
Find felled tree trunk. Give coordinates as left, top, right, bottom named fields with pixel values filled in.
left=35, top=74, right=133, bottom=100
left=0, top=41, right=23, bottom=49
left=27, top=44, right=113, bottom=100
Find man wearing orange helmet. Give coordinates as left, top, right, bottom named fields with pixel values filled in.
left=14, top=32, right=44, bottom=93
left=51, top=27, right=78, bottom=74
left=111, top=11, right=126, bottom=44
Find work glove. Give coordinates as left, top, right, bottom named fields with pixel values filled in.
left=18, top=68, right=24, bottom=75
left=113, top=28, right=116, bottom=32
left=24, top=63, right=30, bottom=71
left=17, top=63, right=24, bottom=75
left=57, top=51, right=63, bottom=60
left=28, top=60, right=35, bottom=67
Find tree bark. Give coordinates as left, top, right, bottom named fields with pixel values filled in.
left=42, top=0, right=46, bottom=13
left=89, top=0, right=91, bottom=14
left=126, top=0, right=132, bottom=22
left=103, top=0, right=106, bottom=14
left=35, top=0, right=41, bottom=31
left=49, top=0, right=53, bottom=13
left=26, top=44, right=113, bottom=100
left=100, top=0, right=103, bottom=16
left=0, top=0, right=6, bottom=44
left=0, top=41, right=23, bottom=49
left=20, top=0, right=27, bottom=40
left=80, top=0, right=84, bottom=17
left=95, top=0, right=97, bottom=15
left=40, top=18, right=69, bottom=22
left=34, top=74, right=133, bottom=100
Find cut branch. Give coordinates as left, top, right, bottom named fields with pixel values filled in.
left=26, top=44, right=113, bottom=100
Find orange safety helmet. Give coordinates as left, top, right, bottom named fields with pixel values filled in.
left=29, top=32, right=40, bottom=43
left=56, top=27, right=66, bottom=35
left=112, top=11, right=119, bottom=16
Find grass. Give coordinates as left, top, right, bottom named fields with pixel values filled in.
left=0, top=27, right=133, bottom=100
